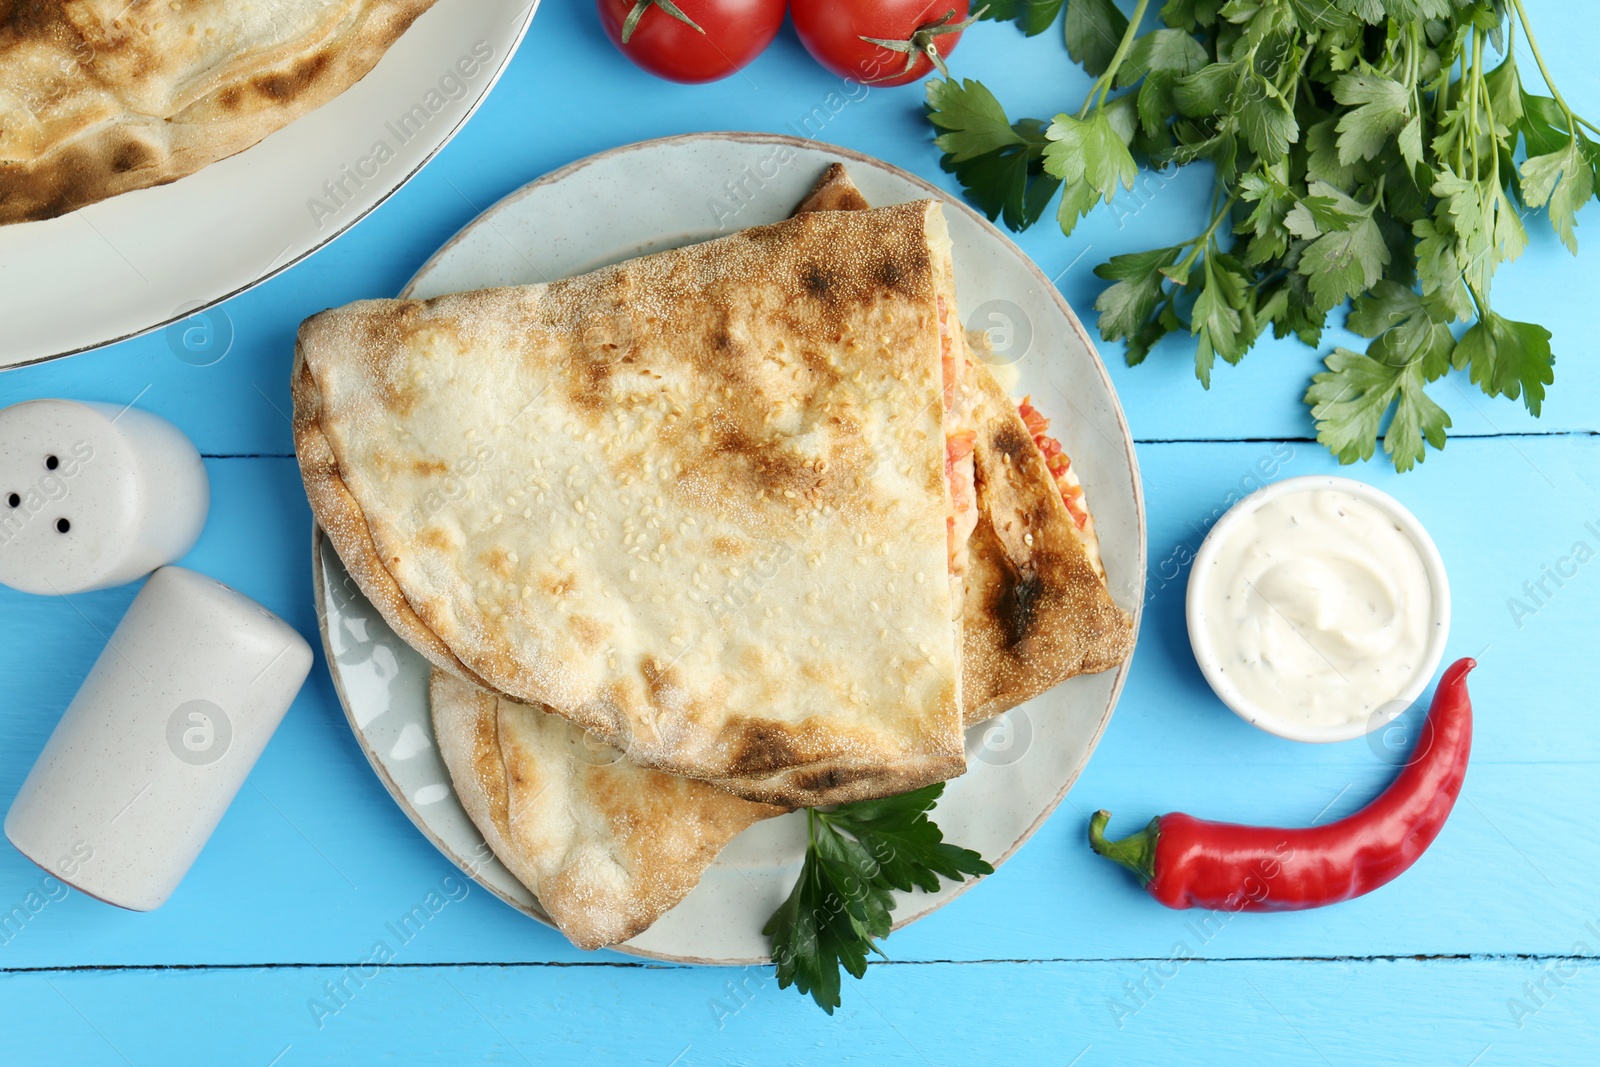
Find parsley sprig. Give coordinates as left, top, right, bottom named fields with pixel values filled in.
left=929, top=0, right=1596, bottom=471
left=763, top=783, right=992, bottom=1013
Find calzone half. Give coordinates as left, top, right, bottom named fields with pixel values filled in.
left=298, top=202, right=971, bottom=807
left=0, top=0, right=437, bottom=223
left=430, top=667, right=784, bottom=951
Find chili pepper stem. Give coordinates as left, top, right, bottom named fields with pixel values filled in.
left=1088, top=810, right=1159, bottom=886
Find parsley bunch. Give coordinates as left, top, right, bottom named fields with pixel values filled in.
left=928, top=0, right=1596, bottom=470
left=763, top=783, right=992, bottom=1013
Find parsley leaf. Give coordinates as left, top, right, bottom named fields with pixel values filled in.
left=929, top=79, right=1063, bottom=231
left=1307, top=348, right=1451, bottom=472
left=1332, top=74, right=1412, bottom=164
left=764, top=784, right=992, bottom=1014
left=1118, top=28, right=1210, bottom=88
left=1452, top=311, right=1556, bottom=415
left=928, top=77, right=1026, bottom=159
left=930, top=0, right=1596, bottom=470
left=824, top=785, right=993, bottom=892
left=980, top=0, right=1067, bottom=36
left=1191, top=254, right=1248, bottom=386
left=1520, top=136, right=1595, bottom=254
left=1236, top=69, right=1299, bottom=160
left=1347, top=279, right=1455, bottom=379
left=1042, top=110, right=1137, bottom=235
left=1095, top=246, right=1184, bottom=347
left=1296, top=189, right=1390, bottom=312
left=1064, top=0, right=1130, bottom=77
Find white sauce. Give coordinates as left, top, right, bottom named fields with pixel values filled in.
left=1200, top=488, right=1434, bottom=728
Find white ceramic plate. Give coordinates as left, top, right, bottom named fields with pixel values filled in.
left=0, top=0, right=539, bottom=370
left=312, top=133, right=1146, bottom=964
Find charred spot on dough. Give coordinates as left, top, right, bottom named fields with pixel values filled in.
left=725, top=718, right=804, bottom=777
left=710, top=425, right=819, bottom=503
left=801, top=263, right=838, bottom=300
left=876, top=246, right=930, bottom=294
left=793, top=343, right=844, bottom=392
left=992, top=422, right=1032, bottom=468
left=253, top=50, right=331, bottom=101
left=599, top=677, right=646, bottom=727
left=217, top=85, right=245, bottom=112
left=474, top=697, right=511, bottom=826
left=997, top=567, right=1043, bottom=649
left=111, top=139, right=149, bottom=174
left=567, top=349, right=618, bottom=414
left=790, top=763, right=880, bottom=798
left=411, top=459, right=448, bottom=476
left=612, top=451, right=645, bottom=481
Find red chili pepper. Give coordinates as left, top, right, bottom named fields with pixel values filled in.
left=1089, top=658, right=1476, bottom=911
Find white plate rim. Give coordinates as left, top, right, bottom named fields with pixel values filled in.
left=312, top=131, right=1147, bottom=964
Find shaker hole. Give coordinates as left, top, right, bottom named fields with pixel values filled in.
left=55, top=518, right=70, bottom=533
left=45, top=456, right=58, bottom=470
left=6, top=493, right=17, bottom=508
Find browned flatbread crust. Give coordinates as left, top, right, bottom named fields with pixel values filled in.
left=430, top=669, right=784, bottom=950
left=959, top=364, right=1135, bottom=723
left=295, top=202, right=968, bottom=809
left=792, top=161, right=872, bottom=214
left=293, top=352, right=491, bottom=690
left=1, top=0, right=438, bottom=224
left=791, top=163, right=1134, bottom=724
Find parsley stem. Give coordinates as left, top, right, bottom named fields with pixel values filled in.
left=1508, top=0, right=1595, bottom=136
left=1077, top=0, right=1151, bottom=120
left=1468, top=29, right=1483, bottom=182
left=1172, top=188, right=1239, bottom=278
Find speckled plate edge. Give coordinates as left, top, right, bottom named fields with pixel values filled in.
left=311, top=526, right=555, bottom=930
left=312, top=132, right=1147, bottom=965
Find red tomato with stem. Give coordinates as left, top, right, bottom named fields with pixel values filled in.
left=791, top=0, right=981, bottom=87
left=597, top=0, right=785, bottom=84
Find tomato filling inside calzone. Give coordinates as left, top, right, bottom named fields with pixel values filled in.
left=1017, top=396, right=1089, bottom=530
left=938, top=296, right=979, bottom=579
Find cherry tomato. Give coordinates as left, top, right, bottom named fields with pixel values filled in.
left=791, top=0, right=978, bottom=87
left=597, top=0, right=785, bottom=84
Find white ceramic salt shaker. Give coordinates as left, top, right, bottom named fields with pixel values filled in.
left=0, top=399, right=208, bottom=595
left=4, top=566, right=313, bottom=911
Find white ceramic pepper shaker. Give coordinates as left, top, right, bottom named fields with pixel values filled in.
left=0, top=399, right=208, bottom=595
left=4, top=566, right=313, bottom=911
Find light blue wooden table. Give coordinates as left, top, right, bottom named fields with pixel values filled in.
left=3, top=3, right=1597, bottom=1063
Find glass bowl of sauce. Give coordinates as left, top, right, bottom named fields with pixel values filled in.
left=1186, top=475, right=1451, bottom=743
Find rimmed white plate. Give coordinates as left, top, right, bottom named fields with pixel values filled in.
left=312, top=132, right=1146, bottom=964
left=0, top=0, right=539, bottom=370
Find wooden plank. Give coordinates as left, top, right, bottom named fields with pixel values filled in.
left=4, top=957, right=1595, bottom=1065
left=0, top=438, right=1593, bottom=969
